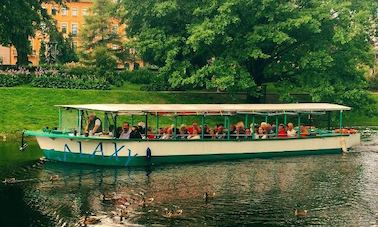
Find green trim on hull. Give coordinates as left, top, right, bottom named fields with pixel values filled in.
left=43, top=149, right=342, bottom=167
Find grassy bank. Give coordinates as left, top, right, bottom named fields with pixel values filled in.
left=0, top=87, right=246, bottom=135
left=0, top=87, right=377, bottom=137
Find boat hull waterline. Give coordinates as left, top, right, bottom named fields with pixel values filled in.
left=28, top=132, right=361, bottom=166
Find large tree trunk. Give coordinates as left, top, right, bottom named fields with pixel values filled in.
left=13, top=33, right=31, bottom=66
left=245, top=58, right=267, bottom=103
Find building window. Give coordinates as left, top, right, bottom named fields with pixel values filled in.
left=72, top=8, right=78, bottom=16
left=61, top=23, right=67, bottom=34
left=71, top=24, right=78, bottom=36
left=61, top=7, right=67, bottom=16
left=82, top=8, right=88, bottom=16
left=52, top=7, right=57, bottom=15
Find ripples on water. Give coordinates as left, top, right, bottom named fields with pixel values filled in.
left=0, top=130, right=377, bottom=226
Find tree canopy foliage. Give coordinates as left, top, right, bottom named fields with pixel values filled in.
left=0, top=0, right=61, bottom=65
left=80, top=0, right=127, bottom=67
left=123, top=0, right=378, bottom=107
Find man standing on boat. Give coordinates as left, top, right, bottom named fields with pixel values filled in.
left=84, top=113, right=102, bottom=135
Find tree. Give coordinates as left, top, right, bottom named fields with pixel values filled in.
left=47, top=30, right=78, bottom=64
left=39, top=41, right=47, bottom=65
left=80, top=0, right=127, bottom=67
left=123, top=0, right=378, bottom=107
left=0, top=0, right=61, bottom=65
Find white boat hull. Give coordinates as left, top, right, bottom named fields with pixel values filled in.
left=30, top=133, right=361, bottom=167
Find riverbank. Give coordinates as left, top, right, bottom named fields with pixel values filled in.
left=0, top=86, right=246, bottom=137
left=1, top=87, right=377, bottom=138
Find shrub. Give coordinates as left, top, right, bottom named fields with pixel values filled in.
left=0, top=68, right=32, bottom=87
left=367, top=75, right=378, bottom=91
left=31, top=72, right=111, bottom=90
left=119, top=69, right=156, bottom=84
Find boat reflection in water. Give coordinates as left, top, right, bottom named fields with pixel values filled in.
left=27, top=147, right=371, bottom=226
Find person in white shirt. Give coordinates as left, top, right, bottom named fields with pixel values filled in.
left=254, top=127, right=267, bottom=139
left=188, top=128, right=201, bottom=140
left=287, top=123, right=297, bottom=137
left=119, top=122, right=131, bottom=139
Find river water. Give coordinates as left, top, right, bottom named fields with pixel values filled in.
left=0, top=130, right=377, bottom=226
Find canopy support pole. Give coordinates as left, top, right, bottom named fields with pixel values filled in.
left=251, top=115, right=255, bottom=140
left=244, top=114, right=248, bottom=138
left=284, top=113, right=287, bottom=125
left=113, top=114, right=117, bottom=138
left=145, top=114, right=148, bottom=139
left=265, top=115, right=268, bottom=123
left=227, top=116, right=230, bottom=140
left=58, top=108, right=62, bottom=130
left=174, top=115, right=177, bottom=139
left=297, top=113, right=301, bottom=138
left=339, top=110, right=343, bottom=132
left=275, top=115, right=279, bottom=137
left=201, top=115, right=205, bottom=139
left=77, top=110, right=82, bottom=134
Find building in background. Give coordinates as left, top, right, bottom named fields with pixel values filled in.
left=0, top=0, right=143, bottom=70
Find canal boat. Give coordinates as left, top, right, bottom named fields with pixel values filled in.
left=24, top=104, right=360, bottom=166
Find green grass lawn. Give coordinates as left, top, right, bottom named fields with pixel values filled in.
left=0, top=86, right=376, bottom=136
left=0, top=87, right=246, bottom=135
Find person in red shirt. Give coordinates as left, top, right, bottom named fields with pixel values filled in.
left=147, top=127, right=155, bottom=139
left=188, top=122, right=201, bottom=134
left=277, top=124, right=287, bottom=138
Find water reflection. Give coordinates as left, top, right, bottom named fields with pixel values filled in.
left=0, top=130, right=377, bottom=226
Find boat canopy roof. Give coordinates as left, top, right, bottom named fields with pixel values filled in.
left=55, top=103, right=351, bottom=116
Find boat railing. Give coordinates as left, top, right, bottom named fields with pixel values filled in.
left=30, top=129, right=355, bottom=141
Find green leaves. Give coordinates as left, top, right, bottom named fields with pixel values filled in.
left=123, top=0, right=378, bottom=106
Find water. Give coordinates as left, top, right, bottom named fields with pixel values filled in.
left=0, top=130, right=377, bottom=226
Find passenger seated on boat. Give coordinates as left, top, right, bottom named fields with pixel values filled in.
left=235, top=121, right=245, bottom=139
left=300, top=125, right=310, bottom=137
left=118, top=122, right=131, bottom=139
left=255, top=127, right=267, bottom=139
left=287, top=123, right=297, bottom=137
left=188, top=122, right=201, bottom=134
left=208, top=128, right=216, bottom=139
left=229, top=124, right=236, bottom=135
left=277, top=124, right=287, bottom=138
left=245, top=128, right=252, bottom=137
left=260, top=122, right=269, bottom=136
left=215, top=125, right=225, bottom=139
left=188, top=128, right=201, bottom=140
left=156, top=127, right=164, bottom=139
left=161, top=126, right=173, bottom=140
left=130, top=126, right=142, bottom=139
left=178, top=124, right=188, bottom=139
left=265, top=123, right=274, bottom=137
left=147, top=127, right=155, bottom=139
left=137, top=122, right=146, bottom=135
left=84, top=112, right=102, bottom=135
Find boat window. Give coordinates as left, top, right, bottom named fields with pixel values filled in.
left=60, top=108, right=79, bottom=133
